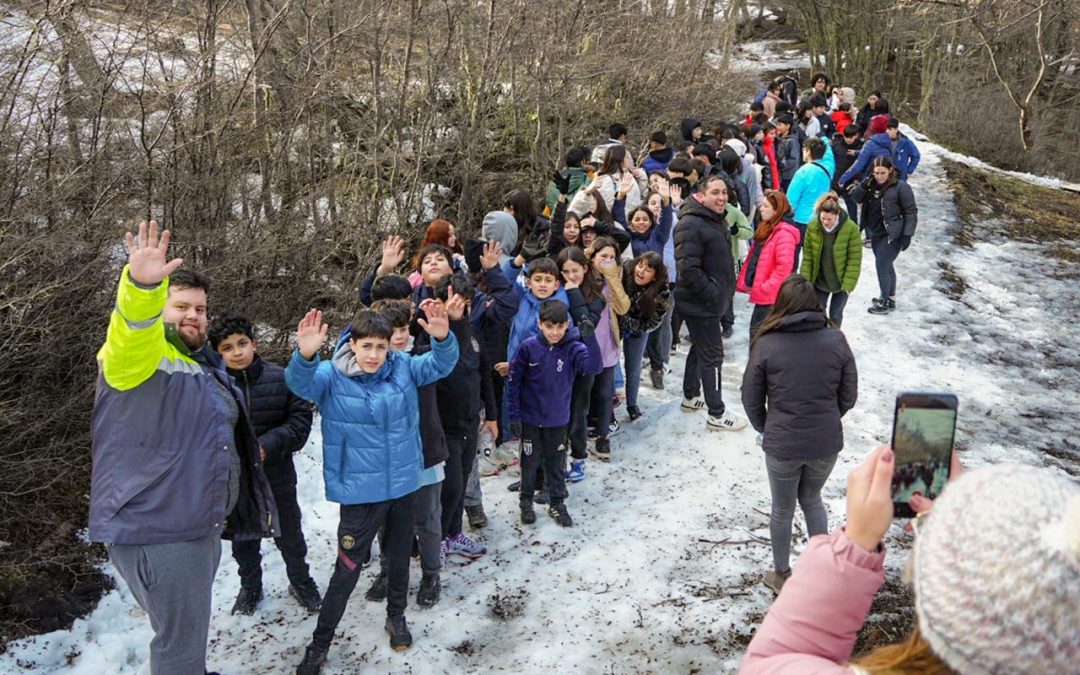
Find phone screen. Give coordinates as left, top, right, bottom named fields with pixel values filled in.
left=891, top=394, right=957, bottom=516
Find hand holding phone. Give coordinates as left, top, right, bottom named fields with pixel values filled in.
left=890, top=393, right=958, bottom=518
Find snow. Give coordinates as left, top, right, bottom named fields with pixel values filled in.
left=727, top=40, right=810, bottom=73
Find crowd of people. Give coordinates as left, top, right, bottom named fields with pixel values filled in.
left=86, top=71, right=1078, bottom=675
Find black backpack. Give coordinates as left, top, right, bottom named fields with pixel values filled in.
left=776, top=76, right=799, bottom=109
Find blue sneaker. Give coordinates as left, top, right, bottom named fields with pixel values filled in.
left=565, top=460, right=586, bottom=483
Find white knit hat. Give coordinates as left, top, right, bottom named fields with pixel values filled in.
left=913, top=464, right=1080, bottom=674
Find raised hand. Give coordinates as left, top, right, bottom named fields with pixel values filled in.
left=561, top=270, right=579, bottom=290
left=670, top=182, right=684, bottom=206
left=377, top=235, right=407, bottom=276
left=417, top=298, right=450, bottom=340
left=480, top=239, right=503, bottom=270
left=444, top=286, right=466, bottom=321
left=617, top=172, right=635, bottom=197
left=845, top=446, right=896, bottom=552
left=125, top=220, right=183, bottom=286
left=296, top=309, right=329, bottom=360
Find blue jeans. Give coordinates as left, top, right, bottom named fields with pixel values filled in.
left=765, top=453, right=838, bottom=573
left=871, top=235, right=903, bottom=299
left=646, top=300, right=674, bottom=369
left=622, top=333, right=649, bottom=409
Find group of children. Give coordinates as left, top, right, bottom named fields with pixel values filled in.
left=196, top=71, right=921, bottom=674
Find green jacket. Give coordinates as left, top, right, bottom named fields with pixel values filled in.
left=544, top=167, right=590, bottom=214
left=801, top=214, right=862, bottom=292
left=726, top=203, right=753, bottom=266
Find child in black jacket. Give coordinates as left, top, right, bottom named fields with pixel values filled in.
left=209, top=314, right=319, bottom=616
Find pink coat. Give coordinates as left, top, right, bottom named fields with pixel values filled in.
left=740, top=529, right=886, bottom=674
left=737, top=221, right=801, bottom=305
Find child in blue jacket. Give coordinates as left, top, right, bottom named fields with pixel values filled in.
left=507, top=301, right=602, bottom=527
left=287, top=305, right=458, bottom=669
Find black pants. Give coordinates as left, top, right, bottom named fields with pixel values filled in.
left=519, top=424, right=569, bottom=506
left=671, top=304, right=684, bottom=345
left=749, top=303, right=772, bottom=342
left=589, top=365, right=616, bottom=439
left=568, top=373, right=595, bottom=459
left=792, top=221, right=807, bottom=272
left=441, top=427, right=478, bottom=540
left=871, top=235, right=902, bottom=299
left=311, top=493, right=416, bottom=651
left=682, top=315, right=726, bottom=417
left=721, top=282, right=737, bottom=330
left=815, top=289, right=849, bottom=327
left=232, top=476, right=311, bottom=591
left=842, top=193, right=859, bottom=225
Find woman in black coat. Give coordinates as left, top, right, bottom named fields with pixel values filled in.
left=850, top=156, right=918, bottom=315
left=741, top=274, right=858, bottom=594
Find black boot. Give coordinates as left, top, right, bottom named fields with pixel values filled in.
left=465, top=504, right=488, bottom=529
left=533, top=489, right=550, bottom=504
left=364, top=571, right=388, bottom=602
left=230, top=586, right=262, bottom=615
left=626, top=405, right=643, bottom=421
left=868, top=298, right=896, bottom=315
left=289, top=578, right=322, bottom=614
left=548, top=502, right=574, bottom=527
left=295, top=645, right=327, bottom=675
left=385, top=615, right=413, bottom=651
left=416, top=573, right=441, bottom=607
left=592, top=437, right=611, bottom=461
left=520, top=500, right=536, bottom=524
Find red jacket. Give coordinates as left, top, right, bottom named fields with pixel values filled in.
left=832, top=111, right=853, bottom=135
left=762, top=135, right=781, bottom=191
left=737, top=222, right=800, bottom=305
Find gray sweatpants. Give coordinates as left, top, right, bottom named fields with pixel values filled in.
left=765, top=453, right=839, bottom=574
left=464, top=447, right=483, bottom=507
left=107, top=535, right=222, bottom=675
left=380, top=479, right=443, bottom=576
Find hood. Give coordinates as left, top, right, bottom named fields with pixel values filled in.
left=723, top=138, right=748, bottom=158
left=680, top=117, right=702, bottom=142
left=680, top=200, right=728, bottom=226
left=482, top=211, right=518, bottom=255
left=647, top=147, right=675, bottom=164
left=775, top=220, right=802, bottom=244
left=332, top=339, right=392, bottom=380
left=776, top=310, right=828, bottom=332
left=867, top=133, right=892, bottom=151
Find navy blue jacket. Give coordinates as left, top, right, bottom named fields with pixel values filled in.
left=629, top=204, right=674, bottom=257
left=507, top=330, right=602, bottom=428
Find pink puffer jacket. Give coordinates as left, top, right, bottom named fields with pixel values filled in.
left=740, top=529, right=886, bottom=674
left=737, top=221, right=801, bottom=305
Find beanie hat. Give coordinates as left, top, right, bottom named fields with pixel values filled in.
left=869, top=115, right=889, bottom=135
left=464, top=239, right=485, bottom=273
left=913, top=464, right=1080, bottom=674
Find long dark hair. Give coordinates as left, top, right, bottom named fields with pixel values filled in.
left=598, top=144, right=627, bottom=177
left=625, top=251, right=668, bottom=319
left=503, top=188, right=538, bottom=233
left=555, top=246, right=602, bottom=303
left=751, top=274, right=831, bottom=345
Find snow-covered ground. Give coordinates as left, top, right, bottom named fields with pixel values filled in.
left=728, top=40, right=810, bottom=73
left=4, top=133, right=1079, bottom=675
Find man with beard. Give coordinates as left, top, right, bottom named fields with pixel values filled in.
left=88, top=221, right=278, bottom=675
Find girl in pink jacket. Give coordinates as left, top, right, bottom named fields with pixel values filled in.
left=738, top=191, right=801, bottom=340
left=741, top=447, right=1080, bottom=675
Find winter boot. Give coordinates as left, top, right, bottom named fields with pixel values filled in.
left=763, top=569, right=792, bottom=594
left=707, top=410, right=749, bottom=432
left=507, top=480, right=521, bottom=492
left=520, top=500, right=537, bottom=524
left=868, top=298, right=896, bottom=315
left=384, top=615, right=413, bottom=652
left=649, top=367, right=664, bottom=390
left=364, top=571, right=388, bottom=602
left=721, top=324, right=734, bottom=339
left=626, top=405, right=643, bottom=421
left=289, top=578, right=322, bottom=614
left=416, top=573, right=441, bottom=607
left=295, top=645, right=327, bottom=675
left=533, top=489, right=550, bottom=504
left=446, top=532, right=487, bottom=559
left=592, top=437, right=611, bottom=461
left=465, top=504, right=488, bottom=529
left=230, top=586, right=262, bottom=616
left=548, top=502, right=574, bottom=527
left=565, top=459, right=586, bottom=483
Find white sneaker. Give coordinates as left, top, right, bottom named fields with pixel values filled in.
left=680, top=396, right=706, bottom=413
left=478, top=454, right=502, bottom=477
left=492, top=445, right=519, bottom=469
left=707, top=410, right=749, bottom=432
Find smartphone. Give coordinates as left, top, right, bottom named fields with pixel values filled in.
left=890, top=392, right=958, bottom=518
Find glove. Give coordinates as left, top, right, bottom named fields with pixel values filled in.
left=899, top=235, right=912, bottom=251
left=577, top=317, right=596, bottom=339
left=552, top=170, right=571, bottom=195
left=510, top=420, right=522, bottom=439
left=730, top=223, right=740, bottom=236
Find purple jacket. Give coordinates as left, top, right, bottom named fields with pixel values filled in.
left=507, top=329, right=602, bottom=428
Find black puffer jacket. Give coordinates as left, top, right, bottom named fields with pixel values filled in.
left=830, top=133, right=864, bottom=190
left=673, top=201, right=736, bottom=318
left=741, top=311, right=858, bottom=460
left=228, top=355, right=313, bottom=485
left=416, top=317, right=481, bottom=437
left=851, top=175, right=917, bottom=241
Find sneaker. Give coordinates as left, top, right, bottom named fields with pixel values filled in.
left=289, top=578, right=322, bottom=614
left=707, top=410, right=749, bottom=432
left=626, top=405, right=643, bottom=421
left=548, top=503, right=574, bottom=527
left=533, top=489, right=550, bottom=505
left=608, top=419, right=620, bottom=436
left=446, top=532, right=487, bottom=559
left=230, top=586, right=262, bottom=615
left=416, top=573, right=441, bottom=607
left=439, top=538, right=448, bottom=568
left=755, top=432, right=764, bottom=446
left=296, top=645, right=327, bottom=675
left=763, top=569, right=792, bottom=594
left=565, top=459, right=586, bottom=483
left=465, top=504, right=488, bottom=529
left=384, top=615, right=412, bottom=652
left=863, top=237, right=872, bottom=248
left=649, top=368, right=664, bottom=390
left=493, top=444, right=519, bottom=469
left=507, top=480, right=521, bottom=492
left=871, top=296, right=885, bottom=307
left=721, top=324, right=734, bottom=339
left=587, top=426, right=600, bottom=439
left=681, top=396, right=706, bottom=413
left=592, top=437, right=611, bottom=461
left=520, top=500, right=536, bottom=524
left=868, top=298, right=896, bottom=315
left=365, top=571, right=388, bottom=602
left=478, top=453, right=502, bottom=477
